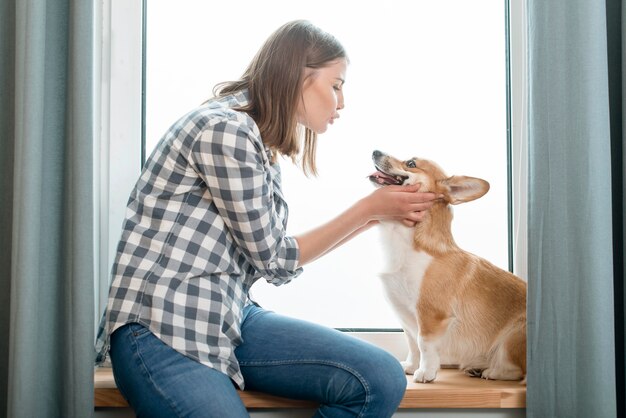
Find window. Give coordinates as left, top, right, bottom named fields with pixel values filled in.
left=97, top=0, right=526, bottom=334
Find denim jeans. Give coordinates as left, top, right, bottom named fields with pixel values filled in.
left=109, top=304, right=407, bottom=418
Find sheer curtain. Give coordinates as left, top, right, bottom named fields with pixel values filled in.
left=0, top=1, right=95, bottom=417
left=527, top=1, right=624, bottom=417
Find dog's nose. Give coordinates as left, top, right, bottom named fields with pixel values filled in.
left=372, top=150, right=383, bottom=158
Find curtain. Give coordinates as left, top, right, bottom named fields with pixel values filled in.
left=527, top=1, right=625, bottom=417
left=0, top=1, right=95, bottom=417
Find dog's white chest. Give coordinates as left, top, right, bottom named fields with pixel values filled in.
left=378, top=223, right=433, bottom=309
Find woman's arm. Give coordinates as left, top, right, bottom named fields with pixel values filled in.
left=294, top=183, right=437, bottom=266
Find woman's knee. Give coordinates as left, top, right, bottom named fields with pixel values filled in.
left=362, top=349, right=407, bottom=405
left=327, top=346, right=406, bottom=417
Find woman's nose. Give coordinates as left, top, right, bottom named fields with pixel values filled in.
left=337, top=92, right=345, bottom=110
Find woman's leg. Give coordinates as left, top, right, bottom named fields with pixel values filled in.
left=235, top=305, right=407, bottom=418
left=109, top=323, right=249, bottom=418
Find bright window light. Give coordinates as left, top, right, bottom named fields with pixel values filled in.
left=145, top=0, right=507, bottom=328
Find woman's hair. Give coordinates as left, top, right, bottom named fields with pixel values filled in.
left=214, top=20, right=347, bottom=176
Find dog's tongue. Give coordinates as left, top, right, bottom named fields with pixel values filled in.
left=369, top=171, right=400, bottom=186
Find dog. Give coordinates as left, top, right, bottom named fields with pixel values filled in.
left=369, top=150, right=526, bottom=383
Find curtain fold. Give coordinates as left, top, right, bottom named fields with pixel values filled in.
left=606, top=1, right=626, bottom=416
left=0, top=0, right=16, bottom=412
left=527, top=1, right=624, bottom=417
left=0, top=1, right=95, bottom=417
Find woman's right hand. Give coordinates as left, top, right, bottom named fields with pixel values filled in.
left=362, top=183, right=439, bottom=227
left=294, top=183, right=439, bottom=266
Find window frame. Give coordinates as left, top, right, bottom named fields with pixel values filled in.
left=94, top=0, right=144, bottom=330
left=95, top=0, right=527, bottom=353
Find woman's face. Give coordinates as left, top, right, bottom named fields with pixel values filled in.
left=297, top=58, right=347, bottom=134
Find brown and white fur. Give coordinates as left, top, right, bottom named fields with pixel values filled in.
left=369, top=150, right=526, bottom=383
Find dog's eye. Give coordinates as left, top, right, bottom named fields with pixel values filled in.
left=405, top=160, right=416, bottom=168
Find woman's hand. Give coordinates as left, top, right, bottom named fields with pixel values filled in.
left=294, top=184, right=439, bottom=267
left=362, top=183, right=438, bottom=227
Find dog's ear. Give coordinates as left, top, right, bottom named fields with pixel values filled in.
left=438, top=176, right=490, bottom=205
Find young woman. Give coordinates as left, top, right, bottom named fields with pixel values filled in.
left=96, top=20, right=437, bottom=418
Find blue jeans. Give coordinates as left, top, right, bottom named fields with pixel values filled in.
left=109, top=305, right=406, bottom=418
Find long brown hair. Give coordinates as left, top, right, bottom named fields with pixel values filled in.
left=214, top=20, right=347, bottom=176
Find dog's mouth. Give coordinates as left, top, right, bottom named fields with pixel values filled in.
left=368, top=166, right=408, bottom=186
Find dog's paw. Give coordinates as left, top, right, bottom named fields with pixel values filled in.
left=413, top=367, right=437, bottom=383
left=463, top=368, right=484, bottom=378
left=481, top=367, right=523, bottom=381
left=400, top=361, right=418, bottom=375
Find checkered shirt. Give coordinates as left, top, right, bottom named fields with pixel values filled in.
left=95, top=90, right=303, bottom=388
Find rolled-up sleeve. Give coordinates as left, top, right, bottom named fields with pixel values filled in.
left=190, top=118, right=302, bottom=284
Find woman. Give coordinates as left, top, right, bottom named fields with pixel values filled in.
left=96, top=20, right=437, bottom=417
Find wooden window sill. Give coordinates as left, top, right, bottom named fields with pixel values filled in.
left=95, top=367, right=525, bottom=409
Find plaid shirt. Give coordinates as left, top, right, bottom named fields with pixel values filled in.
left=95, top=90, right=302, bottom=388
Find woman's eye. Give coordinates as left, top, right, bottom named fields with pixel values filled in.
left=406, top=160, right=416, bottom=168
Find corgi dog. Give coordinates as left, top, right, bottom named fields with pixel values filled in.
left=369, top=150, right=526, bottom=383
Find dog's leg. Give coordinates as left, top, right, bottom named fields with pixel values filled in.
left=383, top=302, right=420, bottom=374
left=399, top=319, right=420, bottom=375
left=413, top=332, right=443, bottom=383
left=413, top=299, right=454, bottom=384
left=379, top=266, right=423, bottom=375
left=481, top=355, right=524, bottom=381
left=482, top=316, right=526, bottom=381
